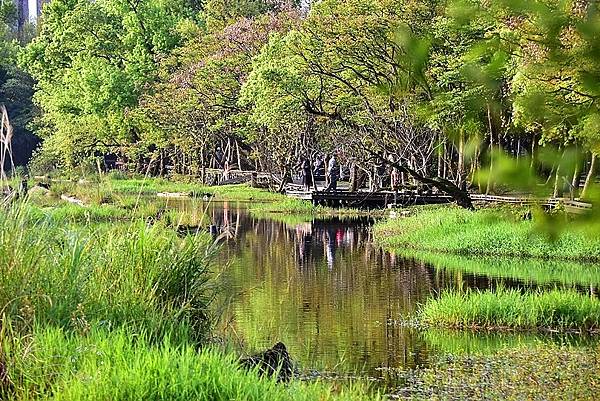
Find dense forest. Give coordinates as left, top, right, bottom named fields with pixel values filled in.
left=1, top=0, right=599, bottom=201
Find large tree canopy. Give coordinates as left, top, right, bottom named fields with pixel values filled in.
left=17, top=0, right=600, bottom=204
left=22, top=0, right=199, bottom=167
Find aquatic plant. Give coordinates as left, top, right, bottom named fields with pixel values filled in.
left=392, top=344, right=600, bottom=401
left=0, top=202, right=217, bottom=342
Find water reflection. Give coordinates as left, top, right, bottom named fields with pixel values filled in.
left=173, top=200, right=599, bottom=379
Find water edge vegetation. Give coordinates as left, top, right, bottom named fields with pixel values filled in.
left=374, top=206, right=600, bottom=262
left=0, top=200, right=380, bottom=400
left=420, top=288, right=600, bottom=332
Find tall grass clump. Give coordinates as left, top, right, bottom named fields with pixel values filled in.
left=374, top=206, right=600, bottom=261
left=1, top=327, right=378, bottom=401
left=420, top=288, right=600, bottom=331
left=0, top=202, right=217, bottom=342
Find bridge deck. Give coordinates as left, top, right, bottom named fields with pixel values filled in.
left=285, top=187, right=592, bottom=213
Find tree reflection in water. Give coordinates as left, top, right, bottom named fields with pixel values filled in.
left=176, top=201, right=597, bottom=382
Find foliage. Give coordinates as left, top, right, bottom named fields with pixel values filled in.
left=132, top=2, right=301, bottom=175
left=21, top=0, right=197, bottom=167
left=21, top=0, right=600, bottom=213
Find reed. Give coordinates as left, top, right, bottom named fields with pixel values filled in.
left=0, top=202, right=217, bottom=342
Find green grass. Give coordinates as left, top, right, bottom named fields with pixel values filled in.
left=420, top=288, right=600, bottom=331
left=0, top=202, right=216, bottom=341
left=402, top=250, right=600, bottom=286
left=106, top=178, right=283, bottom=201
left=2, top=327, right=378, bottom=401
left=392, top=344, right=600, bottom=401
left=375, top=206, right=600, bottom=262
left=0, top=201, right=379, bottom=400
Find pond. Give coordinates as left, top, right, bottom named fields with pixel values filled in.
left=174, top=200, right=599, bottom=383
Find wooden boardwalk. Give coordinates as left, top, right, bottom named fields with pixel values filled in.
left=286, top=187, right=593, bottom=213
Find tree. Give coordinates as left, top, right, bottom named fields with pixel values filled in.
left=0, top=0, right=38, bottom=168
left=21, top=0, right=197, bottom=168
left=133, top=3, right=301, bottom=175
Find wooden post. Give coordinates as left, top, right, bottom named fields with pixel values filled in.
left=349, top=162, right=357, bottom=192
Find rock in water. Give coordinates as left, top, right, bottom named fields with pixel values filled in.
left=240, top=342, right=294, bottom=382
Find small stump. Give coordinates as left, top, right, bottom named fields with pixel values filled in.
left=240, top=342, right=294, bottom=382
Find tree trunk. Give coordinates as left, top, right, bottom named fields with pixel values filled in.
left=349, top=162, right=357, bottom=192
left=437, top=135, right=443, bottom=178
left=236, top=140, right=242, bottom=171
left=553, top=163, right=561, bottom=198
left=277, top=165, right=292, bottom=193
left=530, top=134, right=537, bottom=173
left=200, top=147, right=206, bottom=185
left=581, top=153, right=597, bottom=200
left=375, top=152, right=473, bottom=209
left=486, top=104, right=494, bottom=195
left=457, top=128, right=466, bottom=191
left=571, top=156, right=581, bottom=199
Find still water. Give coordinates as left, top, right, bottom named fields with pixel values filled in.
left=184, top=201, right=597, bottom=379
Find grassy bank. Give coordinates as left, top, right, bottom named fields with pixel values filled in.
left=402, top=250, right=600, bottom=286
left=420, top=288, right=600, bottom=332
left=0, top=202, right=377, bottom=400
left=2, top=327, right=377, bottom=401
left=106, top=178, right=284, bottom=201
left=392, top=345, right=600, bottom=401
left=375, top=206, right=600, bottom=262
left=0, top=203, right=216, bottom=341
